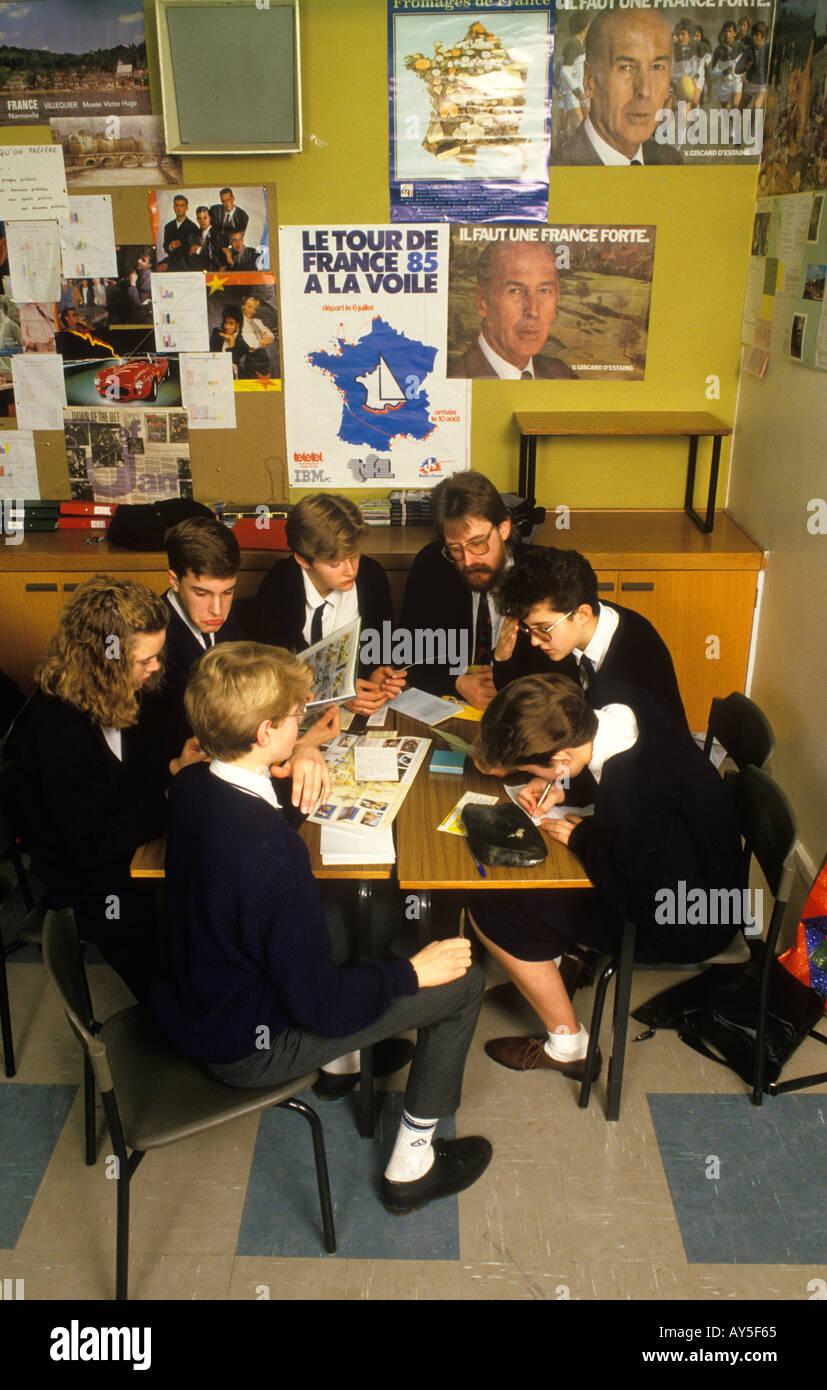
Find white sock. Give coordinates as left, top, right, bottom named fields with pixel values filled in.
left=544, top=1024, right=589, bottom=1062
left=321, top=1050, right=360, bottom=1075
left=384, top=1111, right=438, bottom=1183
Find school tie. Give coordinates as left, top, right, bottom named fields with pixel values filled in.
left=474, top=593, right=493, bottom=666
left=578, top=655, right=595, bottom=692
left=310, top=601, right=327, bottom=645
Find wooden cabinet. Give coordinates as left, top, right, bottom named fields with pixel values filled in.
left=0, top=512, right=766, bottom=730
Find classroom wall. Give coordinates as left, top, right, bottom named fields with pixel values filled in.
left=143, top=0, right=763, bottom=506
left=727, top=355, right=827, bottom=872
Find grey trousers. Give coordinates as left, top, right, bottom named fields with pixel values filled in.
left=206, top=961, right=486, bottom=1119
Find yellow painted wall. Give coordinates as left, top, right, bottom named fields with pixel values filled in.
left=4, top=0, right=761, bottom=509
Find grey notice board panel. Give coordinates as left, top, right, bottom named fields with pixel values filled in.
left=159, top=1, right=301, bottom=153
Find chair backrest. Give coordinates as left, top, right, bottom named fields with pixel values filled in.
left=734, top=766, right=797, bottom=954
left=42, top=908, right=113, bottom=1093
left=704, top=692, right=775, bottom=771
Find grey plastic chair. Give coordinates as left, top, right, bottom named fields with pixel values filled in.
left=43, top=908, right=336, bottom=1300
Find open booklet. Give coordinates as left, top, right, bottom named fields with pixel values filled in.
left=308, top=731, right=430, bottom=836
left=302, top=618, right=362, bottom=708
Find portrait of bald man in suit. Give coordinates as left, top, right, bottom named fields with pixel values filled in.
left=448, top=239, right=575, bottom=380
left=558, top=9, right=682, bottom=166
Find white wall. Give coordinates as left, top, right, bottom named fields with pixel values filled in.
left=728, top=352, right=827, bottom=874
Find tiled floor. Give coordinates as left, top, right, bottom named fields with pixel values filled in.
left=2, top=919, right=826, bottom=1303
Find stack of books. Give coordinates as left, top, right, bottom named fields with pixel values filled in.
left=389, top=489, right=433, bottom=526
left=2, top=499, right=115, bottom=532
left=358, top=497, right=391, bottom=526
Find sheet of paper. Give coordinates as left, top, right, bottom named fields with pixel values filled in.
left=437, top=791, right=499, bottom=836
left=179, top=352, right=236, bottom=429
left=150, top=272, right=209, bottom=352
left=11, top=354, right=66, bottom=431
left=365, top=707, right=388, bottom=728
left=389, top=687, right=460, bottom=726
left=0, top=145, right=69, bottom=220
left=354, top=743, right=399, bottom=782
left=502, top=780, right=594, bottom=826
left=320, top=824, right=396, bottom=865
left=59, top=195, right=117, bottom=278
left=5, top=220, right=62, bottom=303
left=0, top=430, right=39, bottom=503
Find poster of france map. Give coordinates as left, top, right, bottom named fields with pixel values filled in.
left=279, top=224, right=469, bottom=490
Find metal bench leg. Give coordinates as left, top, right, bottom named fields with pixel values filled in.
left=282, top=1096, right=337, bottom=1254
left=606, top=921, right=636, bottom=1121
left=579, top=957, right=615, bottom=1109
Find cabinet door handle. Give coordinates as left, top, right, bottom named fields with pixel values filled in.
left=63, top=583, right=78, bottom=592
left=25, top=582, right=58, bottom=592
left=621, top=582, right=654, bottom=592
left=597, top=582, right=614, bottom=592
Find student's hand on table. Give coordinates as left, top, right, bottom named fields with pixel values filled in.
left=410, top=936, right=472, bottom=988
left=271, top=741, right=331, bottom=815
left=455, top=667, right=496, bottom=710
left=494, top=616, right=519, bottom=663
left=517, top=777, right=565, bottom=817
left=169, top=736, right=208, bottom=777
left=301, top=704, right=340, bottom=747
left=344, top=678, right=389, bottom=715
left=544, top=814, right=582, bottom=846
left=370, top=666, right=407, bottom=699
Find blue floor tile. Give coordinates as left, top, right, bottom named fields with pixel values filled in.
left=237, top=1090, right=459, bottom=1260
left=0, top=1084, right=77, bottom=1246
left=648, top=1093, right=827, bottom=1264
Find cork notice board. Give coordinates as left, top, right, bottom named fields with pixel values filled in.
left=5, top=182, right=288, bottom=505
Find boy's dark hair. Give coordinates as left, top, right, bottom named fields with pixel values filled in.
left=495, top=546, right=599, bottom=619
left=165, top=515, right=240, bottom=579
left=476, top=674, right=598, bottom=772
left=430, top=470, right=508, bottom=538
left=751, top=21, right=767, bottom=38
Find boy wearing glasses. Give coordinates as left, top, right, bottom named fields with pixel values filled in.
left=400, top=471, right=524, bottom=709
left=492, top=546, right=687, bottom=727
left=151, top=642, right=492, bottom=1212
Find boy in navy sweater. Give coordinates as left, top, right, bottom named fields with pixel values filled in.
left=470, top=675, right=744, bottom=1078
left=150, top=642, right=491, bottom=1213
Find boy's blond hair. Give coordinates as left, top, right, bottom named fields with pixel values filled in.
left=286, top=493, right=369, bottom=562
left=184, top=641, right=313, bottom=762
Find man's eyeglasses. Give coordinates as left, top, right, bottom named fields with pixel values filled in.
left=517, top=611, right=574, bottom=639
left=442, top=522, right=497, bottom=563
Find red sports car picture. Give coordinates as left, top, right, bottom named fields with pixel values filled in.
left=94, top=356, right=170, bottom=402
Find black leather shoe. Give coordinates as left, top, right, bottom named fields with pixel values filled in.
left=380, top=1137, right=493, bottom=1214
left=313, top=1037, right=414, bottom=1100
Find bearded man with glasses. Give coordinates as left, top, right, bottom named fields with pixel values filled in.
left=399, top=471, right=529, bottom=710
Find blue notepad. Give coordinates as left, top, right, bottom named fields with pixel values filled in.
left=430, top=750, right=465, bottom=775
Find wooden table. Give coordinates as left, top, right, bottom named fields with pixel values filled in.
left=394, top=714, right=591, bottom=940
left=514, top=411, right=733, bottom=534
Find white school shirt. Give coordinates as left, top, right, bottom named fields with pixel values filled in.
left=209, top=758, right=281, bottom=811
left=301, top=567, right=360, bottom=646
left=166, top=588, right=215, bottom=652
left=477, top=331, right=538, bottom=380
left=572, top=601, right=619, bottom=674
left=588, top=704, right=639, bottom=785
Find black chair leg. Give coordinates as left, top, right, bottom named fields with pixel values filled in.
left=281, top=1096, right=337, bottom=1254
left=101, top=1092, right=132, bottom=1300
left=356, top=882, right=375, bottom=1139
left=579, top=958, right=616, bottom=1109
left=10, top=847, right=34, bottom=912
left=0, top=952, right=16, bottom=1077
left=606, top=921, right=636, bottom=1122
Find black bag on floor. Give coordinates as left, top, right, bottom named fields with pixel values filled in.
left=674, top=942, right=824, bottom=1089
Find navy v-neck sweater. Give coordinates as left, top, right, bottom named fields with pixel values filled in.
left=150, top=764, right=417, bottom=1064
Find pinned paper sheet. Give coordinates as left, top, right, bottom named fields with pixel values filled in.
left=151, top=272, right=209, bottom=352
left=179, top=352, right=236, bottom=429
left=6, top=220, right=61, bottom=303
left=0, top=430, right=39, bottom=500
left=60, top=196, right=117, bottom=279
left=11, top=354, right=66, bottom=432
left=0, top=146, right=69, bottom=220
